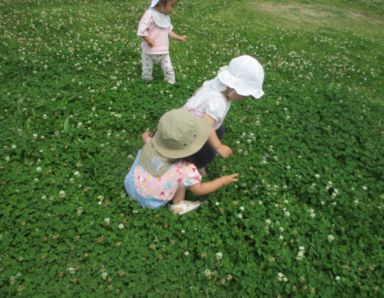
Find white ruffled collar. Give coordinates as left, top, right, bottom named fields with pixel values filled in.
left=150, top=8, right=171, bottom=29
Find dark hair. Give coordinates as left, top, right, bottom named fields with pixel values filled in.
left=156, top=0, right=169, bottom=6
left=171, top=154, right=197, bottom=166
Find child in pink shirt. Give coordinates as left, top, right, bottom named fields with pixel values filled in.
left=137, top=0, right=186, bottom=84
left=124, top=109, right=238, bottom=215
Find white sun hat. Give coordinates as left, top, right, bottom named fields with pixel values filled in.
left=150, top=0, right=160, bottom=8
left=217, top=55, right=265, bottom=99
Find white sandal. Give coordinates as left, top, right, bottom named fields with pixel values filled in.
left=171, top=200, right=201, bottom=215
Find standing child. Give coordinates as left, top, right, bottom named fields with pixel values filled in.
left=183, top=55, right=265, bottom=174
left=137, top=0, right=187, bottom=84
left=124, top=109, right=238, bottom=215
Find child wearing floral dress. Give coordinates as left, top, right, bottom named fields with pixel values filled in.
left=124, top=109, right=238, bottom=215
left=137, top=0, right=186, bottom=84
left=183, top=55, right=265, bottom=174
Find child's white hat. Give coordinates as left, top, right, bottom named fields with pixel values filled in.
left=150, top=0, right=160, bottom=8
left=218, top=55, right=264, bottom=99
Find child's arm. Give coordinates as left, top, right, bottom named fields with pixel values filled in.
left=209, top=129, right=232, bottom=158
left=189, top=174, right=238, bottom=196
left=169, top=31, right=187, bottom=42
left=142, top=36, right=154, bottom=47
left=137, top=11, right=154, bottom=47
left=203, top=114, right=232, bottom=159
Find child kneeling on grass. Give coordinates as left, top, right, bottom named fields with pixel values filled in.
left=124, top=109, right=238, bottom=215
left=183, top=55, right=265, bottom=176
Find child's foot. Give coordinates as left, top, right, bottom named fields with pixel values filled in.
left=142, top=77, right=153, bottom=83
left=164, top=78, right=176, bottom=85
left=171, top=200, right=201, bottom=215
left=198, top=167, right=208, bottom=177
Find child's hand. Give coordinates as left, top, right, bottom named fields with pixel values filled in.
left=142, top=131, right=153, bottom=143
left=144, top=37, right=154, bottom=47
left=220, top=173, right=239, bottom=186
left=217, top=144, right=232, bottom=159
left=179, top=35, right=187, bottom=42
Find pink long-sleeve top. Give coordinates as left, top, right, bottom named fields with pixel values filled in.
left=137, top=9, right=173, bottom=55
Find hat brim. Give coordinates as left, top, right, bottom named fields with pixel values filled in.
left=218, top=70, right=264, bottom=99
left=139, top=142, right=172, bottom=177
left=150, top=0, right=160, bottom=8
left=152, top=117, right=211, bottom=159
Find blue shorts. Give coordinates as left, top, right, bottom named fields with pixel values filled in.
left=124, top=150, right=169, bottom=209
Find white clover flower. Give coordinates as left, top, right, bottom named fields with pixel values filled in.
left=284, top=211, right=291, bottom=217
left=101, top=272, right=108, bottom=279
left=362, top=186, right=368, bottom=191
left=265, top=219, right=272, bottom=225
left=59, top=190, right=66, bottom=198
left=314, top=174, right=320, bottom=179
left=204, top=269, right=211, bottom=278
left=215, top=202, right=220, bottom=206
left=33, top=133, right=38, bottom=139
left=184, top=251, right=190, bottom=256
left=299, top=246, right=305, bottom=251
left=181, top=229, right=185, bottom=234
left=5, top=156, right=10, bottom=162
left=9, top=276, right=16, bottom=285
left=36, top=166, right=42, bottom=173
left=216, top=252, right=223, bottom=260
left=104, top=217, right=111, bottom=225
left=335, top=275, right=341, bottom=281
left=67, top=267, right=76, bottom=274
left=77, top=207, right=83, bottom=216
left=283, top=276, right=288, bottom=282
left=279, top=235, right=284, bottom=240
left=118, top=223, right=124, bottom=230
left=11, top=144, right=17, bottom=149
left=239, top=206, right=245, bottom=211
left=327, top=234, right=335, bottom=242
left=237, top=213, right=243, bottom=219
left=74, top=171, right=80, bottom=177
left=277, top=272, right=284, bottom=281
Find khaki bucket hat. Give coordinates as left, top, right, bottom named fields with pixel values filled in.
left=140, top=108, right=211, bottom=177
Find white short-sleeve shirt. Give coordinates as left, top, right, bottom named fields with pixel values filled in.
left=184, top=77, right=230, bottom=129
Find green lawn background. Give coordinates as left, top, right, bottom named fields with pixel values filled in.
left=0, top=0, right=383, bottom=296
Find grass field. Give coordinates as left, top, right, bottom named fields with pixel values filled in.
left=1, top=0, right=383, bottom=296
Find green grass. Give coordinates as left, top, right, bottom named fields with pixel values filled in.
left=0, top=0, right=383, bottom=296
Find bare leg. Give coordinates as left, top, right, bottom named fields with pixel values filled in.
left=172, top=185, right=186, bottom=205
